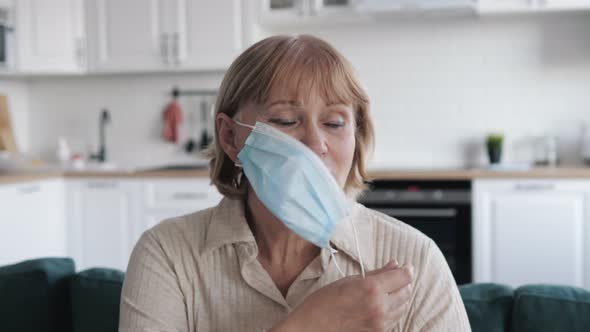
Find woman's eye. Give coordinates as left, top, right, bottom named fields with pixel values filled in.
left=269, top=119, right=297, bottom=126
left=325, top=122, right=344, bottom=128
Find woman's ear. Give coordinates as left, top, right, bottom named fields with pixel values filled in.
left=216, top=113, right=240, bottom=163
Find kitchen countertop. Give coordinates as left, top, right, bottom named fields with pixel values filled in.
left=3, top=167, right=590, bottom=185
left=0, top=169, right=210, bottom=185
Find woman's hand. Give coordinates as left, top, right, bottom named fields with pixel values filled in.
left=272, top=261, right=414, bottom=332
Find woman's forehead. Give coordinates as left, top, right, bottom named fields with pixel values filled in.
left=263, top=84, right=353, bottom=108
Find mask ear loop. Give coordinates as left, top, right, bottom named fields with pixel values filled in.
left=329, top=247, right=346, bottom=278
left=233, top=119, right=252, bottom=169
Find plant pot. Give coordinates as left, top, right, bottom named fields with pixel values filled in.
left=487, top=144, right=502, bottom=164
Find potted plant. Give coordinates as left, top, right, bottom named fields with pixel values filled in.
left=486, top=133, right=504, bottom=165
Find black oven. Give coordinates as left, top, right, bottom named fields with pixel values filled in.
left=358, top=180, right=472, bottom=285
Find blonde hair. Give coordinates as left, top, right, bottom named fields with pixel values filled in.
left=207, top=35, right=374, bottom=200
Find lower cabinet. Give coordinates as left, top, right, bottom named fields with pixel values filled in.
left=0, top=179, right=66, bottom=266
left=66, top=177, right=222, bottom=271
left=473, top=179, right=590, bottom=289
left=66, top=179, right=139, bottom=271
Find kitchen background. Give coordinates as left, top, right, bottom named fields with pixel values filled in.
left=2, top=0, right=590, bottom=295
left=3, top=2, right=590, bottom=170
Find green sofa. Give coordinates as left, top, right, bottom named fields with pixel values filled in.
left=1, top=258, right=589, bottom=332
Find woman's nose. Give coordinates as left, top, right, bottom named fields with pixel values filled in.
left=300, top=124, right=328, bottom=156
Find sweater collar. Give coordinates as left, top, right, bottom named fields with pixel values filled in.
left=202, top=196, right=376, bottom=270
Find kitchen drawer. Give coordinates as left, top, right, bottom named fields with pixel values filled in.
left=143, top=179, right=222, bottom=210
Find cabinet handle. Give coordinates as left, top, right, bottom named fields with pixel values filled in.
left=513, top=183, right=555, bottom=191
left=160, top=33, right=169, bottom=65
left=75, top=37, right=85, bottom=67
left=18, top=185, right=40, bottom=194
left=172, top=32, right=180, bottom=65
left=87, top=181, right=118, bottom=189
left=171, top=192, right=208, bottom=200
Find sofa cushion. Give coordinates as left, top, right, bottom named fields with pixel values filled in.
left=70, top=268, right=125, bottom=332
left=0, top=257, right=75, bottom=332
left=512, top=284, right=590, bottom=332
left=459, top=283, right=514, bottom=332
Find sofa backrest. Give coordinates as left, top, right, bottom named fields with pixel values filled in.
left=459, top=283, right=590, bottom=332
left=511, top=284, right=590, bottom=332
left=459, top=283, right=514, bottom=332
left=3, top=258, right=590, bottom=332
left=0, top=257, right=75, bottom=332
left=70, top=268, right=125, bottom=332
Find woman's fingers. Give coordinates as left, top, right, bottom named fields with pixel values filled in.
left=367, top=264, right=413, bottom=294
left=376, top=281, right=413, bottom=331
left=365, top=260, right=399, bottom=277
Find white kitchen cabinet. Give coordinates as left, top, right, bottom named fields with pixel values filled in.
left=263, top=0, right=354, bottom=15
left=477, top=0, right=539, bottom=13
left=85, top=0, right=170, bottom=71
left=14, top=0, right=86, bottom=73
left=65, top=177, right=221, bottom=271
left=259, top=0, right=364, bottom=27
left=539, top=0, right=590, bottom=11
left=478, top=0, right=590, bottom=13
left=86, top=0, right=243, bottom=72
left=473, top=179, right=590, bottom=289
left=66, top=178, right=139, bottom=271
left=180, top=0, right=242, bottom=70
left=0, top=179, right=66, bottom=266
left=131, top=178, right=222, bottom=247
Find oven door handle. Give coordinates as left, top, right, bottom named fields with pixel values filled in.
left=374, top=208, right=458, bottom=218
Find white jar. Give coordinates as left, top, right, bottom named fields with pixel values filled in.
left=56, top=137, right=71, bottom=167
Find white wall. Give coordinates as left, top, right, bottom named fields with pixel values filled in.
left=12, top=12, right=590, bottom=169
left=258, top=13, right=590, bottom=169
left=26, top=73, right=222, bottom=169
left=0, top=79, right=30, bottom=154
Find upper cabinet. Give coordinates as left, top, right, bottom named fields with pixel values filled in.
left=181, top=0, right=242, bottom=70
left=85, top=0, right=170, bottom=72
left=477, top=0, right=534, bottom=13
left=14, top=0, right=86, bottom=73
left=260, top=0, right=364, bottom=27
left=540, top=0, right=590, bottom=11
left=85, top=0, right=242, bottom=72
left=478, top=0, right=590, bottom=13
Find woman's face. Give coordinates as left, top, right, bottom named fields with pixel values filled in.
left=230, top=88, right=357, bottom=189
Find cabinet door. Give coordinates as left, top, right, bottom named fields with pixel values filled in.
left=132, top=178, right=222, bottom=248
left=15, top=0, right=86, bottom=72
left=540, top=0, right=590, bottom=10
left=86, top=0, right=168, bottom=71
left=478, top=0, right=536, bottom=13
left=0, top=180, right=66, bottom=266
left=473, top=180, right=590, bottom=289
left=264, top=0, right=306, bottom=16
left=67, top=179, right=138, bottom=271
left=181, top=0, right=242, bottom=70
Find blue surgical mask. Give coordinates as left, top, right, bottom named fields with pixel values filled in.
left=235, top=119, right=366, bottom=278
left=235, top=120, right=351, bottom=248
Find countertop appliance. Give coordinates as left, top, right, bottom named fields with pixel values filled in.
left=358, top=179, right=472, bottom=285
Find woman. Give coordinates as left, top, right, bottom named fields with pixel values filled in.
left=119, top=35, right=470, bottom=332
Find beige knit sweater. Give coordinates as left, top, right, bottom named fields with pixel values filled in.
left=119, top=196, right=471, bottom=331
